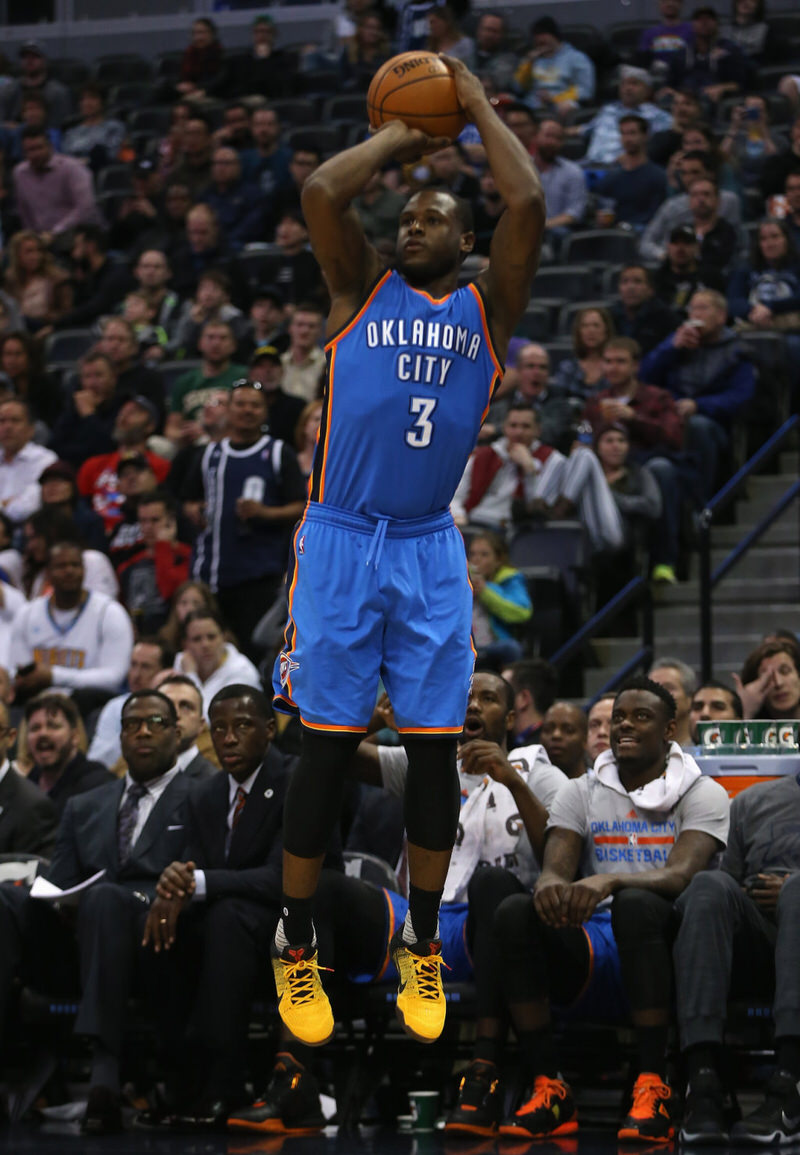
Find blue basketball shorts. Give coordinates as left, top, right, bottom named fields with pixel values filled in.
left=557, top=908, right=629, bottom=1023
left=273, top=501, right=475, bottom=734
left=348, top=890, right=472, bottom=985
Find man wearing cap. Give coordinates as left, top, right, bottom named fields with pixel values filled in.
left=244, top=285, right=288, bottom=358
left=653, top=224, right=725, bottom=316
left=0, top=41, right=71, bottom=127
left=77, top=398, right=171, bottom=534
left=581, top=67, right=672, bottom=165
left=0, top=398, right=56, bottom=523
left=248, top=346, right=305, bottom=444
left=13, top=126, right=101, bottom=240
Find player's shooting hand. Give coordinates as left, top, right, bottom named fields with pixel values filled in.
left=534, top=878, right=570, bottom=927
left=561, top=874, right=616, bottom=927
left=374, top=120, right=451, bottom=164
left=439, top=55, right=487, bottom=120
left=156, top=860, right=196, bottom=901
left=747, top=873, right=787, bottom=912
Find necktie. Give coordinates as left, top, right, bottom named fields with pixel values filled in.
left=226, top=785, right=247, bottom=857
left=117, top=782, right=148, bottom=864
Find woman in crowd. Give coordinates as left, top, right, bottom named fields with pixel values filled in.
left=177, top=18, right=228, bottom=101
left=173, top=609, right=262, bottom=714
left=0, top=331, right=62, bottom=429
left=467, top=531, right=532, bottom=670
left=553, top=307, right=615, bottom=401
left=159, top=579, right=224, bottom=652
left=339, top=11, right=391, bottom=91
left=62, top=82, right=127, bottom=172
left=295, top=398, right=323, bottom=481
left=3, top=232, right=71, bottom=336
left=727, top=219, right=800, bottom=360
left=735, top=638, right=800, bottom=720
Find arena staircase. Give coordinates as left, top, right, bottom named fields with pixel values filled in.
left=585, top=449, right=800, bottom=695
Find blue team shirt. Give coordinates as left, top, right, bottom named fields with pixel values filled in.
left=310, top=270, right=502, bottom=520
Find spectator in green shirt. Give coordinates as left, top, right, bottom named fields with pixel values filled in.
left=165, top=320, right=246, bottom=450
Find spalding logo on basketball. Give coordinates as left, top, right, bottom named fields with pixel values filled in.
left=367, top=51, right=467, bottom=142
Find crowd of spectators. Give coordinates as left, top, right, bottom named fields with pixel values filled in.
left=0, top=0, right=798, bottom=1141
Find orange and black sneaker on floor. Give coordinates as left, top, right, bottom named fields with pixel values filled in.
left=499, top=1075, right=578, bottom=1139
left=444, top=1059, right=503, bottom=1136
left=618, top=1072, right=674, bottom=1143
left=227, top=1052, right=325, bottom=1134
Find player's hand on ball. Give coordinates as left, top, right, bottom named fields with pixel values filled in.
left=374, top=119, right=450, bottom=163
left=439, top=55, right=488, bottom=120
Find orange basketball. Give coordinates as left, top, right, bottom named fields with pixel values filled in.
left=367, top=51, right=467, bottom=141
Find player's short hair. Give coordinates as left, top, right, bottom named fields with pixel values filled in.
left=694, top=679, right=744, bottom=719
left=24, top=691, right=80, bottom=729
left=615, top=675, right=677, bottom=720
left=209, top=683, right=273, bottom=720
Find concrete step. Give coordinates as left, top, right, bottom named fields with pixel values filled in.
left=708, top=546, right=798, bottom=580
left=583, top=633, right=768, bottom=693
left=712, top=519, right=798, bottom=548
left=654, top=578, right=800, bottom=606
left=654, top=604, right=800, bottom=634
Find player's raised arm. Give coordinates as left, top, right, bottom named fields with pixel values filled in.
left=301, top=122, right=451, bottom=316
left=442, top=57, right=545, bottom=359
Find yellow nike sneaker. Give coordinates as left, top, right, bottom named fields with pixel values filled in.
left=271, top=942, right=333, bottom=1047
left=390, top=930, right=447, bottom=1043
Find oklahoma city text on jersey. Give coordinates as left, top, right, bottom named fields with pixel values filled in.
left=364, top=316, right=484, bottom=386
left=591, top=816, right=676, bottom=864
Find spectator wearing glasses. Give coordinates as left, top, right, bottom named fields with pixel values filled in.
left=184, top=380, right=306, bottom=657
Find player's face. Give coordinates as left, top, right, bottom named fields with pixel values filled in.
left=27, top=707, right=78, bottom=772
left=610, top=690, right=674, bottom=771
left=461, top=673, right=512, bottom=746
left=396, top=192, right=469, bottom=286
left=209, top=696, right=275, bottom=782
left=586, top=698, right=613, bottom=762
left=162, top=681, right=205, bottom=750
left=689, top=686, right=738, bottom=741
left=541, top=704, right=587, bottom=776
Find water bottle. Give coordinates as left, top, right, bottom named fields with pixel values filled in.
left=576, top=420, right=593, bottom=447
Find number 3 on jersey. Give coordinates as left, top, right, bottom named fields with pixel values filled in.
left=406, top=396, right=438, bottom=449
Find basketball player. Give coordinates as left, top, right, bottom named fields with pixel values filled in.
left=271, top=56, right=545, bottom=1048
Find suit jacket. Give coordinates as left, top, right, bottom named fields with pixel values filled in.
left=184, top=752, right=217, bottom=782
left=184, top=745, right=291, bottom=906
left=28, top=753, right=114, bottom=818
left=0, top=767, right=57, bottom=858
left=46, top=771, right=192, bottom=897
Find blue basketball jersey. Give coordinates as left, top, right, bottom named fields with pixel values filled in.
left=310, top=270, right=503, bottom=520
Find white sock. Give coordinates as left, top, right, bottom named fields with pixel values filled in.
left=275, top=918, right=316, bottom=951
left=401, top=909, right=439, bottom=946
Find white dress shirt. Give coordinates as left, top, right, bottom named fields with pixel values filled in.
left=120, top=764, right=181, bottom=850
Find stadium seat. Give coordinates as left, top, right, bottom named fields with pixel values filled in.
left=562, top=229, right=639, bottom=267
left=542, top=339, right=577, bottom=364
left=509, top=522, right=590, bottom=606
left=233, top=250, right=282, bottom=296
left=48, top=57, right=91, bottom=88
left=96, top=165, right=134, bottom=195
left=323, top=95, right=369, bottom=124
left=127, top=106, right=172, bottom=135
left=558, top=299, right=616, bottom=335
left=94, top=54, right=153, bottom=85
left=296, top=70, right=341, bottom=98
left=560, top=24, right=609, bottom=66
left=606, top=22, right=649, bottom=61
left=515, top=304, right=551, bottom=342
left=533, top=265, right=594, bottom=301
left=155, top=50, right=183, bottom=82
left=44, top=330, right=95, bottom=365
left=288, top=124, right=346, bottom=153
left=107, top=83, right=156, bottom=118
left=269, top=98, right=319, bottom=128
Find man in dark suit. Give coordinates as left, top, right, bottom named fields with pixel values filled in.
left=0, top=689, right=191, bottom=1135
left=0, top=699, right=57, bottom=857
left=25, top=692, right=113, bottom=817
left=143, top=684, right=323, bottom=1132
left=158, top=674, right=218, bottom=780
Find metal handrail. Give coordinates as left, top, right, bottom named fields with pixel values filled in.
left=587, top=647, right=655, bottom=707
left=550, top=575, right=653, bottom=671
left=699, top=415, right=799, bottom=681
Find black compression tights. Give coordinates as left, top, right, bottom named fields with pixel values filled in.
left=282, top=730, right=460, bottom=860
